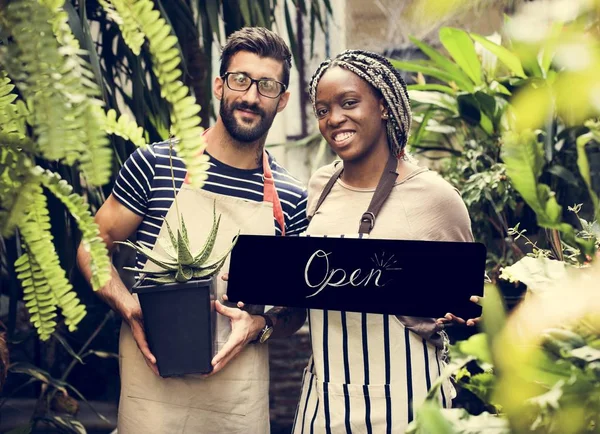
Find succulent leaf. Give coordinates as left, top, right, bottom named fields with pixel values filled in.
left=192, top=210, right=220, bottom=266
left=181, top=216, right=190, bottom=247
left=115, top=240, right=178, bottom=270
left=175, top=264, right=194, bottom=282
left=160, top=221, right=178, bottom=260
left=201, top=232, right=239, bottom=269
left=143, top=274, right=178, bottom=284
left=176, top=229, right=194, bottom=265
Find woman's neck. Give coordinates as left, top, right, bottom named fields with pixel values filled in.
left=340, top=146, right=392, bottom=189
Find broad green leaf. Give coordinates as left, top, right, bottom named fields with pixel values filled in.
left=391, top=59, right=475, bottom=92
left=510, top=84, right=553, bottom=131
left=407, top=84, right=456, bottom=95
left=411, top=401, right=455, bottom=434
left=501, top=130, right=563, bottom=226
left=499, top=257, right=567, bottom=291
left=470, top=33, right=526, bottom=78
left=455, top=333, right=494, bottom=364
left=439, top=27, right=482, bottom=85
left=481, top=284, right=506, bottom=345
left=576, top=132, right=600, bottom=219
left=409, top=90, right=457, bottom=113
left=408, top=36, right=473, bottom=86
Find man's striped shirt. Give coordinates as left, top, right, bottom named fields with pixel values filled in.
left=112, top=141, right=309, bottom=271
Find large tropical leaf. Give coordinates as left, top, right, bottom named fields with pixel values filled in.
left=470, top=33, right=526, bottom=79
left=439, top=27, right=482, bottom=86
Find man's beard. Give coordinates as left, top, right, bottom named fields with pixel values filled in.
left=220, top=99, right=277, bottom=143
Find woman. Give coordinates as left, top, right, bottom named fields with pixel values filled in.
left=292, top=50, right=474, bottom=433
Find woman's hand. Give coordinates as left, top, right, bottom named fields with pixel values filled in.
left=436, top=296, right=482, bottom=328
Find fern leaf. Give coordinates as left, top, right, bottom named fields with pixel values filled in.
left=98, top=0, right=144, bottom=54
left=0, top=72, right=27, bottom=136
left=0, top=1, right=112, bottom=186
left=104, top=109, right=147, bottom=148
left=0, top=144, right=36, bottom=238
left=0, top=1, right=82, bottom=162
left=17, top=183, right=87, bottom=333
left=14, top=248, right=58, bottom=340
left=38, top=168, right=111, bottom=291
left=100, top=0, right=207, bottom=187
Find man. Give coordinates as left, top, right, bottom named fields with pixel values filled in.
left=77, top=27, right=308, bottom=433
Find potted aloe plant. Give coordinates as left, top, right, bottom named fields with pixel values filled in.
left=116, top=144, right=238, bottom=377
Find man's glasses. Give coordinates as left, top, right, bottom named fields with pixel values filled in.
left=222, top=72, right=286, bottom=99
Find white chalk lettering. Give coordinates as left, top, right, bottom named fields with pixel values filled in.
left=304, top=249, right=391, bottom=298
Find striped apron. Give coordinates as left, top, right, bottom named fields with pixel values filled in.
left=293, top=295, right=452, bottom=433
left=293, top=156, right=453, bottom=433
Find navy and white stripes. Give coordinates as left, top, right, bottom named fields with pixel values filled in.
left=292, top=235, right=450, bottom=433
left=112, top=141, right=308, bottom=270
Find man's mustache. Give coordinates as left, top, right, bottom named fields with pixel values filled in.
left=234, top=102, right=265, bottom=117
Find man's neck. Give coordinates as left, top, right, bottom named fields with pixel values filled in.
left=205, top=121, right=266, bottom=170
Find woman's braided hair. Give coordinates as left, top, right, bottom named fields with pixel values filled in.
left=309, top=49, right=412, bottom=158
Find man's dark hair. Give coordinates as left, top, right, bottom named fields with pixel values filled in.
left=220, top=27, right=293, bottom=87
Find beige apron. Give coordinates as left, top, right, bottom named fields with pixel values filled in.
left=118, top=151, right=282, bottom=434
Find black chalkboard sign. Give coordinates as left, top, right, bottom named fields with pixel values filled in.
left=227, top=235, right=486, bottom=320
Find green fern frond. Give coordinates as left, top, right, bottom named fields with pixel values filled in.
left=17, top=183, right=87, bottom=333
left=42, top=0, right=112, bottom=186
left=0, top=143, right=35, bottom=238
left=0, top=1, right=112, bottom=186
left=78, top=103, right=113, bottom=186
left=99, top=0, right=208, bottom=187
left=0, top=0, right=83, bottom=162
left=14, top=248, right=58, bottom=341
left=104, top=109, right=147, bottom=148
left=98, top=0, right=144, bottom=54
left=0, top=73, right=27, bottom=136
left=38, top=168, right=111, bottom=291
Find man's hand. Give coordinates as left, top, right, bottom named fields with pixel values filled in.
left=436, top=296, right=482, bottom=328
left=123, top=302, right=159, bottom=376
left=208, top=300, right=265, bottom=376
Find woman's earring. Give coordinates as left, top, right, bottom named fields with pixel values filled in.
left=382, top=111, right=389, bottom=120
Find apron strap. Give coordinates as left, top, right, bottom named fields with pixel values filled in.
left=262, top=151, right=286, bottom=236
left=358, top=153, right=399, bottom=234
left=311, top=161, right=344, bottom=220
left=311, top=154, right=399, bottom=235
left=183, top=132, right=286, bottom=236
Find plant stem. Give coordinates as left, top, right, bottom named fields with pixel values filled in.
left=168, top=136, right=182, bottom=231
left=60, top=310, right=114, bottom=383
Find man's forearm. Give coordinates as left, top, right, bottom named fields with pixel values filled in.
left=266, top=306, right=307, bottom=338
left=77, top=245, right=138, bottom=322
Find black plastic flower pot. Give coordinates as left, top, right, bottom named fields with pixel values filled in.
left=133, top=276, right=216, bottom=377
